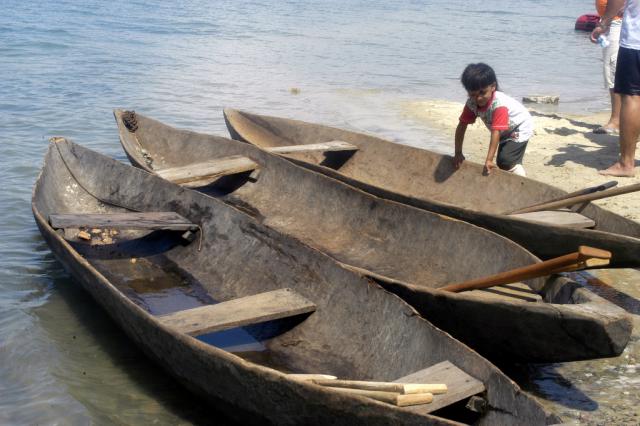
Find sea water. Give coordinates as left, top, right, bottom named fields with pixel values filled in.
left=1, top=0, right=638, bottom=423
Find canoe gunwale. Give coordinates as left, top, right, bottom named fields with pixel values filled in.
left=223, top=108, right=640, bottom=269
left=118, top=110, right=633, bottom=363
left=36, top=139, right=541, bottom=424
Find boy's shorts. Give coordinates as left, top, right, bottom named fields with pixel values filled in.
left=497, top=140, right=528, bottom=170
left=614, top=46, right=640, bottom=96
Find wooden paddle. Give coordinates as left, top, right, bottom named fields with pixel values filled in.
left=440, top=246, right=611, bottom=293
left=508, top=182, right=640, bottom=215
left=508, top=181, right=617, bottom=214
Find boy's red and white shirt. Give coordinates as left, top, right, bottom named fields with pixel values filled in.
left=459, top=91, right=534, bottom=143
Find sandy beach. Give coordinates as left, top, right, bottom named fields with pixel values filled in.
left=402, top=99, right=640, bottom=222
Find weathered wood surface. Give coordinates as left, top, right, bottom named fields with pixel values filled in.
left=265, top=140, right=358, bottom=154
left=323, top=387, right=434, bottom=407
left=311, top=379, right=447, bottom=395
left=509, top=210, right=596, bottom=228
left=222, top=108, right=640, bottom=269
left=288, top=373, right=338, bottom=381
left=158, top=289, right=316, bottom=336
left=114, top=109, right=634, bottom=364
left=394, top=361, right=485, bottom=414
left=156, top=155, right=258, bottom=186
left=467, top=282, right=543, bottom=303
left=33, top=137, right=561, bottom=424
left=49, top=212, right=197, bottom=231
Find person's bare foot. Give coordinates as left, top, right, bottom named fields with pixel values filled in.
left=599, top=162, right=636, bottom=177
left=593, top=125, right=619, bottom=135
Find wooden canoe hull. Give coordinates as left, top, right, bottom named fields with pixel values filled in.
left=114, top=110, right=632, bottom=363
left=222, top=109, right=640, bottom=268
left=33, top=138, right=559, bottom=425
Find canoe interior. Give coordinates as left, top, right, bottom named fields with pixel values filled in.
left=117, top=110, right=549, bottom=291
left=33, top=139, right=558, bottom=424
left=115, top=110, right=633, bottom=363
left=222, top=109, right=640, bottom=240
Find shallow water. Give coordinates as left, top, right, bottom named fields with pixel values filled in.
left=2, top=0, right=639, bottom=423
left=510, top=269, right=640, bottom=425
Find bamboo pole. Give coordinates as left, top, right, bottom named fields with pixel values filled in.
left=508, top=182, right=640, bottom=215
left=325, top=387, right=434, bottom=407
left=311, top=379, right=447, bottom=395
left=507, top=181, right=617, bottom=214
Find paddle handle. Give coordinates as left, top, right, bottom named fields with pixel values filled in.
left=509, top=182, right=640, bottom=215
left=440, top=246, right=611, bottom=293
left=508, top=181, right=617, bottom=214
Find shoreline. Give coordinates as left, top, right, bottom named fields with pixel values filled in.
left=402, top=99, right=640, bottom=222
left=402, top=98, right=640, bottom=424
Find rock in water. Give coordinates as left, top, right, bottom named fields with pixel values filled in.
left=522, top=95, right=559, bottom=104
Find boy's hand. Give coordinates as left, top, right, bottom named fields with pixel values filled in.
left=483, top=160, right=497, bottom=175
left=453, top=153, right=465, bottom=169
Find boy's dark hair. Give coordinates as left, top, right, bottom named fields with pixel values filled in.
left=461, top=63, right=499, bottom=92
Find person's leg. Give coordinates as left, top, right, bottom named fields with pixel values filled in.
left=496, top=140, right=527, bottom=175
left=606, top=89, right=621, bottom=130
left=600, top=46, right=640, bottom=176
left=599, top=22, right=621, bottom=132
left=600, top=94, right=640, bottom=176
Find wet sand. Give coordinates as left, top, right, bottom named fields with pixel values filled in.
left=403, top=99, right=640, bottom=424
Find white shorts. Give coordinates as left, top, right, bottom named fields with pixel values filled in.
left=603, top=20, right=622, bottom=90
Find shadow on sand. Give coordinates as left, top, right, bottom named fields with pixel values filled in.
left=530, top=111, right=640, bottom=172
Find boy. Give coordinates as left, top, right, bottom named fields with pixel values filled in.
left=453, top=63, right=534, bottom=176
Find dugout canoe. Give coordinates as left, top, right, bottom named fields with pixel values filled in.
left=33, top=137, right=561, bottom=425
left=114, top=109, right=632, bottom=363
left=223, top=108, right=640, bottom=268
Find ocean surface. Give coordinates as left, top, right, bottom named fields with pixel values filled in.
left=1, top=0, right=638, bottom=424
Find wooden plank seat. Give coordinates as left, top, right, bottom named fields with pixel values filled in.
left=467, top=282, right=542, bottom=303
left=509, top=210, right=595, bottom=229
left=157, top=288, right=316, bottom=336
left=156, top=155, right=259, bottom=187
left=393, top=361, right=485, bottom=414
left=265, top=140, right=358, bottom=154
left=49, top=212, right=198, bottom=231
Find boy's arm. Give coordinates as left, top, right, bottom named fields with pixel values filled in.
left=484, top=130, right=501, bottom=175
left=453, top=122, right=467, bottom=169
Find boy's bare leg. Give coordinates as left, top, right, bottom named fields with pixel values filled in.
left=600, top=94, right=640, bottom=177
